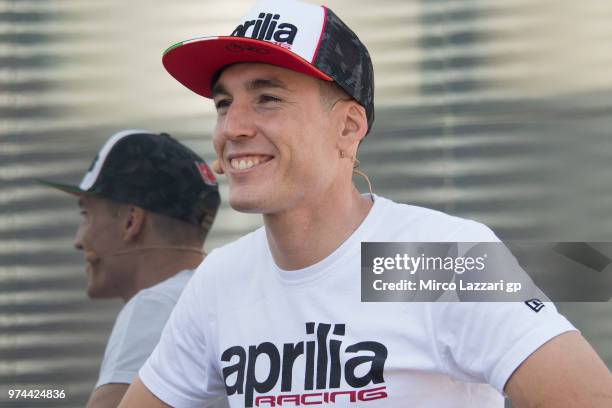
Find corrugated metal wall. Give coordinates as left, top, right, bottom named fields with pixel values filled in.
left=2, top=0, right=611, bottom=406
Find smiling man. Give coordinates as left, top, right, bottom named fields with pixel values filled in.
left=120, top=1, right=612, bottom=407
left=41, top=130, right=222, bottom=407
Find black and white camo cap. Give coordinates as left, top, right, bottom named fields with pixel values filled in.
left=39, top=130, right=220, bottom=227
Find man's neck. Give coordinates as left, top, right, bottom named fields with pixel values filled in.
left=119, top=250, right=203, bottom=302
left=264, top=187, right=373, bottom=271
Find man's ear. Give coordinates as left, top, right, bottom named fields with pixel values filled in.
left=122, top=206, right=146, bottom=243
left=336, top=101, right=368, bottom=154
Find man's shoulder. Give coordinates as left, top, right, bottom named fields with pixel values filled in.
left=375, top=196, right=498, bottom=242
left=134, top=269, right=195, bottom=305
left=97, top=284, right=184, bottom=389
left=117, top=282, right=184, bottom=325
left=194, top=227, right=267, bottom=281
left=187, top=227, right=268, bottom=308
left=204, top=227, right=266, bottom=267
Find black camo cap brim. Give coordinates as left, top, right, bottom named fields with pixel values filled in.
left=37, top=180, right=88, bottom=196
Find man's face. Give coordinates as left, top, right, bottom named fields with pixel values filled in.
left=212, top=63, right=341, bottom=214
left=74, top=196, right=127, bottom=298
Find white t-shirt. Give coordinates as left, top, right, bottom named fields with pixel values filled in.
left=95, top=269, right=194, bottom=388
left=140, top=196, right=575, bottom=407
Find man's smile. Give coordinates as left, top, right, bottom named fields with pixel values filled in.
left=228, top=154, right=274, bottom=171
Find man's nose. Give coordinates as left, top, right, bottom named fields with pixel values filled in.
left=73, top=224, right=84, bottom=251
left=221, top=101, right=257, bottom=141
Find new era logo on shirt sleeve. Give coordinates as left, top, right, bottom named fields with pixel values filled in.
left=524, top=299, right=545, bottom=313
left=196, top=162, right=217, bottom=186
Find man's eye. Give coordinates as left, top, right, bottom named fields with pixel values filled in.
left=215, top=99, right=231, bottom=110
left=259, top=94, right=282, bottom=104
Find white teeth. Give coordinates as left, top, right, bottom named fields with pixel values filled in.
left=230, top=156, right=269, bottom=170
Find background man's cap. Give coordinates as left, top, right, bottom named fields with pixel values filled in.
left=39, top=130, right=220, bottom=227
left=162, top=0, right=375, bottom=132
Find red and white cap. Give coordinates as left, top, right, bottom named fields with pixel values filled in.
left=162, top=0, right=375, bottom=131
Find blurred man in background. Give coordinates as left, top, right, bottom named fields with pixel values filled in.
left=41, top=130, right=225, bottom=407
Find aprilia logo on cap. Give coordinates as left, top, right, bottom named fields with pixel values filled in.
left=231, top=13, right=299, bottom=47
left=227, top=0, right=325, bottom=63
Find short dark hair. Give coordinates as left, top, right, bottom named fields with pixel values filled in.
left=318, top=80, right=368, bottom=148
left=318, top=80, right=352, bottom=111
left=101, top=197, right=217, bottom=247
left=149, top=212, right=214, bottom=247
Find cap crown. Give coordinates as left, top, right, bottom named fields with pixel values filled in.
left=82, top=130, right=220, bottom=226
left=162, top=0, right=375, bottom=132
left=228, top=0, right=375, bottom=131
